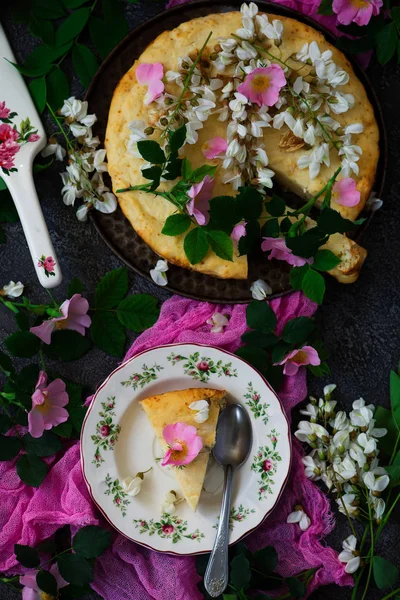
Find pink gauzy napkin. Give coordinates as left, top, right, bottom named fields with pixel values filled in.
left=0, top=293, right=352, bottom=600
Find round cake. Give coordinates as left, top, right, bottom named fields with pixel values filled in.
left=105, top=4, right=379, bottom=280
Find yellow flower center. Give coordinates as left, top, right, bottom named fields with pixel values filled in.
left=41, top=593, right=55, bottom=600
left=351, top=0, right=368, bottom=7
left=170, top=441, right=188, bottom=462
left=36, top=391, right=51, bottom=415
left=55, top=318, right=69, bottom=330
left=292, top=350, right=308, bottom=364
left=251, top=74, right=270, bottom=93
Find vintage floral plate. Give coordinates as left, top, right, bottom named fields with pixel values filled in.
left=81, top=343, right=291, bottom=555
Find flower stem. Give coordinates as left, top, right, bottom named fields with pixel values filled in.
left=359, top=496, right=375, bottom=600
left=381, top=587, right=400, bottom=600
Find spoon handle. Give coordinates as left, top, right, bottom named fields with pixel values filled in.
left=204, top=465, right=233, bottom=598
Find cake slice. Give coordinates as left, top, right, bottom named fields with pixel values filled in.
left=140, top=388, right=226, bottom=510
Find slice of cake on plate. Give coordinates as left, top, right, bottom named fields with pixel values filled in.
left=140, top=388, right=226, bottom=511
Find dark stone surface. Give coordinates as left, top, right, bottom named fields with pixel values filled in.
left=0, top=2, right=399, bottom=599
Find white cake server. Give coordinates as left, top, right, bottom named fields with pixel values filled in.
left=0, top=24, right=62, bottom=288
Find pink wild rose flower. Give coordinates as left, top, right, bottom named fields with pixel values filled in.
left=186, top=175, right=214, bottom=225
left=231, top=221, right=247, bottom=245
left=30, top=293, right=91, bottom=345
left=332, top=177, right=361, bottom=207
left=20, top=563, right=68, bottom=600
left=201, top=137, right=228, bottom=159
left=0, top=101, right=10, bottom=119
left=238, top=65, right=286, bottom=107
left=28, top=371, right=69, bottom=438
left=332, top=0, right=382, bottom=25
left=262, top=237, right=314, bottom=267
left=161, top=422, right=203, bottom=467
left=275, top=345, right=321, bottom=376
left=136, top=62, right=164, bottom=105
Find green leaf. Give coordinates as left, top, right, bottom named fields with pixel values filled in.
left=207, top=230, right=233, bottom=262
left=190, top=164, right=217, bottom=183
left=55, top=7, right=91, bottom=46
left=246, top=301, right=277, bottom=334
left=230, top=554, right=251, bottom=591
left=29, top=16, right=55, bottom=46
left=318, top=0, right=334, bottom=14
left=390, top=369, right=400, bottom=430
left=23, top=42, right=73, bottom=69
left=162, top=214, right=192, bottom=236
left=142, top=166, right=162, bottom=189
left=0, top=414, right=12, bottom=435
left=282, top=317, right=315, bottom=345
left=43, top=330, right=91, bottom=361
left=223, top=595, right=238, bottom=600
left=137, top=140, right=166, bottom=164
left=16, top=454, right=48, bottom=487
left=241, top=330, right=278, bottom=348
left=46, top=68, right=69, bottom=112
left=309, top=362, right=331, bottom=377
left=236, top=186, right=263, bottom=220
left=37, top=537, right=57, bottom=554
left=377, top=22, right=398, bottom=65
left=301, top=269, right=325, bottom=304
left=101, top=0, right=129, bottom=50
left=63, top=0, right=91, bottom=7
left=392, top=6, right=400, bottom=26
left=374, top=406, right=398, bottom=456
left=8, top=60, right=53, bottom=78
left=265, top=194, right=286, bottom=217
left=37, top=570, right=58, bottom=597
left=72, top=43, right=99, bottom=88
left=0, top=350, right=14, bottom=376
left=5, top=331, right=40, bottom=358
left=286, top=228, right=325, bottom=259
left=169, top=125, right=186, bottom=155
left=261, top=218, right=280, bottom=239
left=57, top=554, right=93, bottom=586
left=238, top=219, right=260, bottom=256
left=373, top=556, right=398, bottom=590
left=386, top=454, right=400, bottom=486
left=16, top=364, right=40, bottom=393
left=88, top=16, right=110, bottom=59
left=236, top=345, right=268, bottom=372
left=22, top=431, right=63, bottom=458
left=317, top=207, right=363, bottom=235
left=164, top=158, right=183, bottom=181
left=32, top=0, right=66, bottom=19
left=286, top=577, right=307, bottom=598
left=68, top=277, right=84, bottom=297
left=117, top=294, right=159, bottom=332
left=0, top=435, right=21, bottom=461
left=0, top=189, right=19, bottom=223
left=90, top=311, right=126, bottom=357
left=312, top=249, right=341, bottom=271
left=94, top=268, right=129, bottom=309
left=59, top=584, right=93, bottom=599
left=72, top=525, right=112, bottom=558
left=208, top=196, right=238, bottom=232
left=271, top=340, right=292, bottom=364
left=184, top=228, right=209, bottom=264
left=181, top=158, right=192, bottom=180
left=15, top=544, right=40, bottom=568
left=290, top=265, right=310, bottom=291
left=65, top=381, right=86, bottom=433
left=53, top=421, right=74, bottom=438
left=0, top=177, right=7, bottom=191
left=253, top=546, right=278, bottom=574
left=15, top=311, right=30, bottom=331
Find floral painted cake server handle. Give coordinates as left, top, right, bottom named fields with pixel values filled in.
left=0, top=25, right=62, bottom=288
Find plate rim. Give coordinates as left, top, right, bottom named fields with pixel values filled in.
left=80, top=342, right=292, bottom=556
left=86, top=0, right=387, bottom=304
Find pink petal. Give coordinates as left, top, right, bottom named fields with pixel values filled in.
left=302, top=345, right=321, bottom=366
left=35, top=370, right=48, bottom=391
left=231, top=222, right=247, bottom=244
left=144, top=80, right=165, bottom=105
left=31, top=389, right=45, bottom=408
left=162, top=423, right=181, bottom=446
left=20, top=571, right=39, bottom=591
left=30, top=321, right=56, bottom=345
left=49, top=563, right=68, bottom=589
left=43, top=406, right=69, bottom=430
left=283, top=361, right=300, bottom=376
left=333, top=178, right=360, bottom=207
left=47, top=379, right=69, bottom=407
left=64, top=319, right=89, bottom=336
left=161, top=448, right=174, bottom=466
left=202, top=137, right=228, bottom=159
left=68, top=294, right=89, bottom=317
left=136, top=62, right=164, bottom=84
left=59, top=298, right=70, bottom=319
left=22, top=587, right=40, bottom=600
left=28, top=408, right=45, bottom=438
left=238, top=66, right=286, bottom=107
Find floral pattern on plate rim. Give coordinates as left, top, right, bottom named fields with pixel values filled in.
left=104, top=474, right=131, bottom=517
left=0, top=102, right=40, bottom=175
left=91, top=396, right=121, bottom=468
left=167, top=351, right=238, bottom=383
left=120, top=363, right=164, bottom=390
left=244, top=382, right=270, bottom=425
left=213, top=504, right=256, bottom=531
left=133, top=514, right=205, bottom=543
left=251, top=430, right=282, bottom=501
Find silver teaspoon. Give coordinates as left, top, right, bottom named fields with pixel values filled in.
left=204, top=404, right=253, bottom=598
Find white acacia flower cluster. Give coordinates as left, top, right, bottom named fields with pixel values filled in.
left=211, top=3, right=283, bottom=191
left=273, top=41, right=364, bottom=179
left=296, top=385, right=389, bottom=526
left=0, top=280, right=24, bottom=298
left=42, top=97, right=117, bottom=222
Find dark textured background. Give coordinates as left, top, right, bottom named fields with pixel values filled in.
left=1, top=1, right=399, bottom=598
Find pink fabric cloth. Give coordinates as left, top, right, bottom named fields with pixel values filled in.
left=0, top=293, right=352, bottom=599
